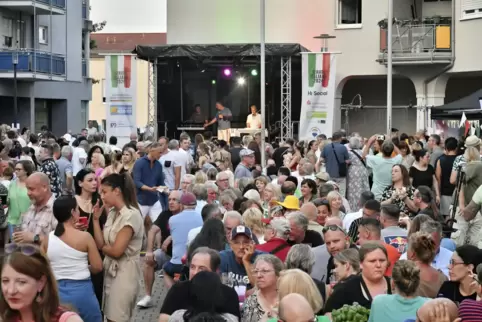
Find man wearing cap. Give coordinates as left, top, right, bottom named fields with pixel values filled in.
left=234, top=149, right=255, bottom=180
left=219, top=225, right=264, bottom=289
left=315, top=172, right=330, bottom=186
left=450, top=135, right=481, bottom=185
left=163, top=192, right=203, bottom=288
left=256, top=218, right=292, bottom=262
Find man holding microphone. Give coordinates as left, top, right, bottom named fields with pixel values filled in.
left=204, top=101, right=232, bottom=142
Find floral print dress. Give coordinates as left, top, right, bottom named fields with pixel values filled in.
left=380, top=185, right=416, bottom=216
left=346, top=149, right=370, bottom=211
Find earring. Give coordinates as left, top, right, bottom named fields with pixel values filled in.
left=36, top=291, right=42, bottom=303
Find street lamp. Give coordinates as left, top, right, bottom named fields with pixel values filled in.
left=13, top=52, right=18, bottom=130
left=260, top=0, right=266, bottom=167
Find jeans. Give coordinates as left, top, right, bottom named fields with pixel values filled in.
left=57, top=279, right=102, bottom=322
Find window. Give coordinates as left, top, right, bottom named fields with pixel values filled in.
left=337, top=0, right=362, bottom=26
left=462, top=0, right=482, bottom=19
left=101, top=79, right=106, bottom=103
left=39, top=26, right=48, bottom=44
left=2, top=17, right=13, bottom=48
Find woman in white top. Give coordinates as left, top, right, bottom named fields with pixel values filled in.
left=42, top=196, right=103, bottom=322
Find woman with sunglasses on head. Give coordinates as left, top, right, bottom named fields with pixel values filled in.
left=41, top=196, right=103, bottom=322
left=92, top=172, right=144, bottom=322
left=6, top=160, right=33, bottom=244
left=437, top=244, right=482, bottom=305
left=324, top=243, right=392, bottom=317
left=0, top=243, right=82, bottom=322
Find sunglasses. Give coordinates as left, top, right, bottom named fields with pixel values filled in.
left=5, top=243, right=38, bottom=256
left=322, top=225, right=346, bottom=234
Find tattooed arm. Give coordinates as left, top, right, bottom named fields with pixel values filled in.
left=462, top=200, right=481, bottom=222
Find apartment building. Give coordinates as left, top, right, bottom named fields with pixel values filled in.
left=166, top=0, right=482, bottom=136
left=0, top=0, right=92, bottom=134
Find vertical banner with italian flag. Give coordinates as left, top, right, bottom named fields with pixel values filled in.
left=105, top=55, right=137, bottom=147
left=299, top=53, right=337, bottom=141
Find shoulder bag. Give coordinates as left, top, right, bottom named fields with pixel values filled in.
left=332, top=143, right=347, bottom=177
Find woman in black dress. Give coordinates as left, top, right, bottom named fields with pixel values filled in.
left=74, top=169, right=107, bottom=308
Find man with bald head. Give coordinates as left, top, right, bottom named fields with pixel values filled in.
left=414, top=298, right=458, bottom=322
left=137, top=190, right=182, bottom=308
left=13, top=173, right=56, bottom=245
left=300, top=202, right=324, bottom=236
left=278, top=293, right=318, bottom=322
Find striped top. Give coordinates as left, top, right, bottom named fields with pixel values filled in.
left=459, top=299, right=482, bottom=321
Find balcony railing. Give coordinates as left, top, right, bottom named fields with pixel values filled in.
left=36, top=0, right=66, bottom=8
left=82, top=59, right=87, bottom=77
left=0, top=49, right=65, bottom=77
left=82, top=3, right=87, bottom=19
left=378, top=23, right=452, bottom=65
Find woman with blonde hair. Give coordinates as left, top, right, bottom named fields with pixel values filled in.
left=0, top=243, right=82, bottom=322
left=276, top=269, right=324, bottom=315
left=194, top=170, right=208, bottom=184
left=242, top=207, right=265, bottom=244
left=326, top=191, right=345, bottom=219
left=121, top=147, right=137, bottom=174
left=369, top=260, right=428, bottom=321
left=197, top=143, right=211, bottom=168
left=101, top=150, right=123, bottom=178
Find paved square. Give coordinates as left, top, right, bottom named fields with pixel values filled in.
left=131, top=270, right=168, bottom=322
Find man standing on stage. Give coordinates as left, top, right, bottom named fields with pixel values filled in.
left=204, top=101, right=232, bottom=142
left=246, top=105, right=262, bottom=129
left=189, top=104, right=206, bottom=123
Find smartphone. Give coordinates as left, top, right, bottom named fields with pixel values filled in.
left=78, top=217, right=88, bottom=226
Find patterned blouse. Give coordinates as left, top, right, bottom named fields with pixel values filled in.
left=380, top=185, right=416, bottom=216
left=241, top=291, right=276, bottom=322
left=40, top=158, right=62, bottom=198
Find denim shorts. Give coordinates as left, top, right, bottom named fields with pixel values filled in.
left=163, top=261, right=184, bottom=278
left=57, top=279, right=102, bottom=322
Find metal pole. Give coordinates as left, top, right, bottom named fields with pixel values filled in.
left=13, top=53, right=18, bottom=128
left=260, top=0, right=266, bottom=167
left=386, top=0, right=393, bottom=134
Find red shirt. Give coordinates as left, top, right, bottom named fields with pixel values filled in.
left=384, top=242, right=401, bottom=277
left=255, top=238, right=291, bottom=262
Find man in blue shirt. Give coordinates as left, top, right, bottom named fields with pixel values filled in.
left=133, top=142, right=165, bottom=230
left=219, top=225, right=264, bottom=289
left=321, top=131, right=350, bottom=197
left=164, top=192, right=203, bottom=288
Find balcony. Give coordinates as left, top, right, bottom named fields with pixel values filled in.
left=82, top=59, right=87, bottom=77
left=82, top=2, right=87, bottom=19
left=0, top=49, right=66, bottom=81
left=0, top=0, right=66, bottom=15
left=378, top=22, right=452, bottom=65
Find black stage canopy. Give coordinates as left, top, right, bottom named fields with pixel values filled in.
left=431, top=88, right=482, bottom=120
left=134, top=43, right=309, bottom=60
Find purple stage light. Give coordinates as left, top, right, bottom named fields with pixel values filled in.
left=223, top=68, right=232, bottom=77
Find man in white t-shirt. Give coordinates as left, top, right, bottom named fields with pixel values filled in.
left=246, top=105, right=262, bottom=129
left=72, top=140, right=88, bottom=176
left=159, top=140, right=184, bottom=190
left=179, top=136, right=194, bottom=174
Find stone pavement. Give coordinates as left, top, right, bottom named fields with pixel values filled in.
left=131, top=270, right=168, bottom=322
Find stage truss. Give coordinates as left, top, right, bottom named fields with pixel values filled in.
left=146, top=56, right=294, bottom=141
left=147, top=59, right=158, bottom=139
left=280, top=57, right=292, bottom=141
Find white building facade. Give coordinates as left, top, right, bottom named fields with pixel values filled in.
left=166, top=0, right=482, bottom=136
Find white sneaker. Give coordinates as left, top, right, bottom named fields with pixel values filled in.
left=137, top=295, right=153, bottom=308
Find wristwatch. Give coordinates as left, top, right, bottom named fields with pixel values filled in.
left=33, top=234, right=40, bottom=244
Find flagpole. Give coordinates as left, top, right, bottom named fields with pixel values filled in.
left=386, top=0, right=393, bottom=135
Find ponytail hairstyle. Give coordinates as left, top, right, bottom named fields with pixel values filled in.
left=53, top=196, right=78, bottom=237
left=100, top=172, right=139, bottom=211
left=416, top=185, right=439, bottom=219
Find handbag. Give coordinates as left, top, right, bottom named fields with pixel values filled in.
left=332, top=143, right=347, bottom=177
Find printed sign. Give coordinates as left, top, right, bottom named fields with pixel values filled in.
left=105, top=55, right=137, bottom=147
left=299, top=53, right=337, bottom=141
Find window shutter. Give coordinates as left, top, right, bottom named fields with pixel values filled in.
left=462, top=0, right=482, bottom=12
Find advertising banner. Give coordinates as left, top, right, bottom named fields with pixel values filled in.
left=299, top=53, right=337, bottom=141
left=105, top=55, right=137, bottom=147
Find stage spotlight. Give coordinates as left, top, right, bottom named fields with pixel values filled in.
left=251, top=69, right=258, bottom=76
left=223, top=68, right=232, bottom=77
left=237, top=77, right=246, bottom=85
left=211, top=80, right=216, bottom=85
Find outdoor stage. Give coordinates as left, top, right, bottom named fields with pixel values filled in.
left=134, top=43, right=307, bottom=141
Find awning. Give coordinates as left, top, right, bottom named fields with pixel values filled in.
left=431, top=88, right=482, bottom=120
left=134, top=43, right=309, bottom=61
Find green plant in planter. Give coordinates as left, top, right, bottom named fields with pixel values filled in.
left=331, top=303, right=370, bottom=322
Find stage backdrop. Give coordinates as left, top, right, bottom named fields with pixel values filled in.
left=105, top=55, right=137, bottom=147
left=299, top=53, right=337, bottom=141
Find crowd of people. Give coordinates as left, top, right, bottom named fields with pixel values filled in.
left=0, top=123, right=482, bottom=322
